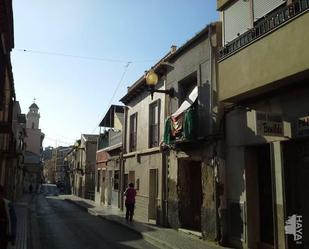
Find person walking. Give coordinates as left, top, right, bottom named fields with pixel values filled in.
left=29, top=184, right=33, bottom=194
left=0, top=186, right=17, bottom=249
left=124, top=183, right=136, bottom=222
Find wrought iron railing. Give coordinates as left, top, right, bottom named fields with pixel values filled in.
left=219, top=0, right=309, bottom=60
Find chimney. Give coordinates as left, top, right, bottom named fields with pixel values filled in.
left=170, top=45, right=177, bottom=53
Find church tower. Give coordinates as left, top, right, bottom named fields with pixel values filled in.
left=26, top=101, right=40, bottom=129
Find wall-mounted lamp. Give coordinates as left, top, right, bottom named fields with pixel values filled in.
left=145, top=69, right=175, bottom=100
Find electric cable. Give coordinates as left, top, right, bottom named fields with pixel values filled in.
left=90, top=61, right=131, bottom=134
left=14, top=48, right=155, bottom=64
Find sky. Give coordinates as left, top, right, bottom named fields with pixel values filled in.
left=11, top=0, right=219, bottom=148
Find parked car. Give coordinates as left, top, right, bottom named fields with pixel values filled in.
left=40, top=184, right=59, bottom=196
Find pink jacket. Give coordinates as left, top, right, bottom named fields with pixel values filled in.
left=124, top=187, right=136, bottom=204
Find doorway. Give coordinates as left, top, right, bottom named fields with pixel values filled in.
left=101, top=170, right=106, bottom=205
left=283, top=140, right=309, bottom=248
left=178, top=160, right=202, bottom=231
left=245, top=144, right=274, bottom=249
left=149, top=169, right=158, bottom=220
left=107, top=170, right=112, bottom=205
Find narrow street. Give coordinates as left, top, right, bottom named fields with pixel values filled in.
left=30, top=194, right=158, bottom=249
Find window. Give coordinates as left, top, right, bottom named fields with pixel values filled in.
left=178, top=72, right=197, bottom=106
left=149, top=100, right=160, bottom=148
left=136, top=178, right=140, bottom=190
left=129, top=113, right=137, bottom=152
left=113, top=170, right=119, bottom=190
left=253, top=0, right=285, bottom=21
left=223, top=0, right=252, bottom=44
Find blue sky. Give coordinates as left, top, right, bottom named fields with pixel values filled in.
left=11, top=0, right=218, bottom=147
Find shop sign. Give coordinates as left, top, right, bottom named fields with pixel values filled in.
left=256, top=111, right=284, bottom=137
left=297, top=116, right=309, bottom=137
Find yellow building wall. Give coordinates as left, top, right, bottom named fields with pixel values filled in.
left=218, top=12, right=309, bottom=101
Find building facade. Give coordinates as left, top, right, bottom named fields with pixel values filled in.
left=217, top=0, right=309, bottom=248
left=120, top=51, right=174, bottom=224
left=95, top=105, right=124, bottom=208
left=0, top=0, right=15, bottom=197
left=162, top=23, right=224, bottom=240
left=10, top=101, right=26, bottom=199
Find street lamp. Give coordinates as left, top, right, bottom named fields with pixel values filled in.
left=145, top=68, right=175, bottom=99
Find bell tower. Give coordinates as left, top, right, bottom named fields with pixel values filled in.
left=26, top=99, right=40, bottom=129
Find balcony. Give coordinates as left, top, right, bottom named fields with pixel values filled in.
left=218, top=1, right=309, bottom=102
left=97, top=130, right=122, bottom=151
left=219, top=0, right=309, bottom=60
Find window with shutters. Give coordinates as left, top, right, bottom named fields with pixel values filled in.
left=253, top=0, right=285, bottom=21
left=129, top=113, right=137, bottom=152
left=149, top=100, right=160, bottom=148
left=223, top=0, right=252, bottom=44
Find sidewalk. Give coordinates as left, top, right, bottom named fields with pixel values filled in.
left=13, top=194, right=33, bottom=249
left=61, top=195, right=232, bottom=249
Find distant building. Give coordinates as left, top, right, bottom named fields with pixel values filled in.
left=95, top=105, right=124, bottom=208
left=23, top=101, right=45, bottom=192
left=43, top=146, right=53, bottom=161
left=70, top=135, right=98, bottom=200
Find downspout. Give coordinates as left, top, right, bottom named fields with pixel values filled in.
left=209, top=23, right=220, bottom=242
left=162, top=78, right=168, bottom=227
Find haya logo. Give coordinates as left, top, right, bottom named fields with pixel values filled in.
left=285, top=214, right=303, bottom=244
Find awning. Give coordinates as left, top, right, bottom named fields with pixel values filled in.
left=171, top=86, right=198, bottom=118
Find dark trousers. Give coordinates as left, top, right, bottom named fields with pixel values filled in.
left=125, top=203, right=135, bottom=221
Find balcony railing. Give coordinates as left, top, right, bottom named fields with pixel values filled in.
left=97, top=130, right=122, bottom=150
left=219, top=0, right=309, bottom=60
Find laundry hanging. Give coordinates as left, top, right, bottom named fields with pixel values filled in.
left=163, top=86, right=198, bottom=144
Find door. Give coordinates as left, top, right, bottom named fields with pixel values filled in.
left=283, top=140, right=309, bottom=248
left=108, top=171, right=112, bottom=205
left=149, top=169, right=158, bottom=220
left=257, top=145, right=274, bottom=248
left=245, top=144, right=275, bottom=249
left=101, top=170, right=106, bottom=205
left=178, top=160, right=202, bottom=231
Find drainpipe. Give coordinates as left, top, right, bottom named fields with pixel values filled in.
left=162, top=150, right=168, bottom=226
left=162, top=78, right=169, bottom=227
left=209, top=23, right=221, bottom=242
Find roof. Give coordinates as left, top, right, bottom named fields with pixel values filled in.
left=29, top=103, right=39, bottom=109
left=99, top=105, right=124, bottom=127
left=120, top=50, right=174, bottom=105
left=167, top=23, right=216, bottom=62
left=82, top=134, right=99, bottom=142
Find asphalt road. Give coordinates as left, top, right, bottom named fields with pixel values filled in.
left=31, top=195, right=158, bottom=249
